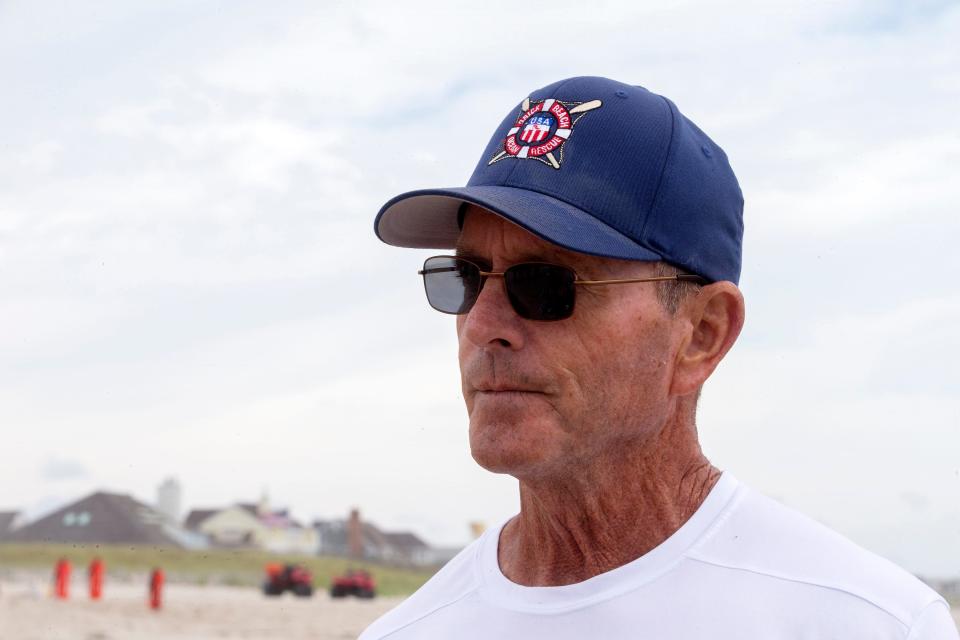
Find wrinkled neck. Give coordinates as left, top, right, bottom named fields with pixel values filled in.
left=498, top=412, right=719, bottom=587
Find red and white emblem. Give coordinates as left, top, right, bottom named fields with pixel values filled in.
left=489, top=96, right=602, bottom=169
left=520, top=115, right=552, bottom=143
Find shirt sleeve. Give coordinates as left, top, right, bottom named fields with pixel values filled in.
left=905, top=600, right=959, bottom=640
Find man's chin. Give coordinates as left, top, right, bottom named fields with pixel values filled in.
left=470, top=449, right=541, bottom=476
left=468, top=418, right=556, bottom=475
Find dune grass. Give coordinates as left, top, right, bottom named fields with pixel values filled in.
left=0, top=544, right=434, bottom=596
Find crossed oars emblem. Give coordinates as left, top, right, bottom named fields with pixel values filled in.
left=489, top=97, right=603, bottom=169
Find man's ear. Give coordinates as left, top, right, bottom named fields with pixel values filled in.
left=670, top=282, right=745, bottom=396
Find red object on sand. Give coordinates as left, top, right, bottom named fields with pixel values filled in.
left=262, top=563, right=314, bottom=597
left=53, top=558, right=71, bottom=599
left=88, top=557, right=104, bottom=600
left=149, top=568, right=164, bottom=610
left=330, top=569, right=376, bottom=598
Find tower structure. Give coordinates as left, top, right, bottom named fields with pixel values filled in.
left=155, top=477, right=182, bottom=523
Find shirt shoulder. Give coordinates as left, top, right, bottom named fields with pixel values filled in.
left=359, top=537, right=482, bottom=640
left=686, top=484, right=952, bottom=633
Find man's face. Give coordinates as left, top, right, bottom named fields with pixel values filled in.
left=456, top=207, right=686, bottom=481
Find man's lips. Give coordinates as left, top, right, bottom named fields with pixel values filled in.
left=473, top=385, right=546, bottom=395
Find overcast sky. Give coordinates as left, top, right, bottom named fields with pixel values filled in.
left=0, top=0, right=957, bottom=577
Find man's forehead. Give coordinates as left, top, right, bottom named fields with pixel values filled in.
left=455, top=205, right=651, bottom=273
left=455, top=206, right=572, bottom=261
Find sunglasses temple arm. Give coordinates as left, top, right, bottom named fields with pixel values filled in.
left=574, top=275, right=707, bottom=285
left=418, top=267, right=462, bottom=275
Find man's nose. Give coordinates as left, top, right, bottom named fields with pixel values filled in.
left=457, top=275, right=525, bottom=350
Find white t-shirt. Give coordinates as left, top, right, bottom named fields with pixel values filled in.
left=360, top=472, right=958, bottom=639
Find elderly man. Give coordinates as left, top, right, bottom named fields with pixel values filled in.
left=362, top=77, right=957, bottom=638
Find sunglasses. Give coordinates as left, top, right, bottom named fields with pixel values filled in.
left=419, top=255, right=706, bottom=321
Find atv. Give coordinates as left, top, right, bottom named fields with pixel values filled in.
left=262, top=563, right=314, bottom=597
left=330, top=569, right=376, bottom=598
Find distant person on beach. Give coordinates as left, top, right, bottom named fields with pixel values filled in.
left=88, top=557, right=104, bottom=600
left=149, top=567, right=164, bottom=610
left=363, top=76, right=958, bottom=638
left=52, top=557, right=70, bottom=600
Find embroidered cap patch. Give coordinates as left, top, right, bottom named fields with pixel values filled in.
left=488, top=97, right=602, bottom=169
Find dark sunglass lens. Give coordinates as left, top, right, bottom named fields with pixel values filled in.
left=505, top=264, right=575, bottom=321
left=421, top=257, right=482, bottom=314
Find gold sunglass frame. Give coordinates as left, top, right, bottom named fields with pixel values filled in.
left=418, top=256, right=707, bottom=287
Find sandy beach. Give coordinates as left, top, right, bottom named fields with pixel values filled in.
left=1, top=575, right=956, bottom=639
left=0, top=577, right=400, bottom=640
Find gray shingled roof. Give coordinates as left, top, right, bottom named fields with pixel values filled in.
left=183, top=508, right=217, bottom=531
left=6, top=492, right=185, bottom=547
left=382, top=531, right=429, bottom=553
left=314, top=519, right=388, bottom=556
left=187, top=504, right=299, bottom=531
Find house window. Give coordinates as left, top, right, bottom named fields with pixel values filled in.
left=62, top=511, right=92, bottom=526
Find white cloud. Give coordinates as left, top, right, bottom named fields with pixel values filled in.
left=19, top=140, right=63, bottom=172
left=41, top=457, right=89, bottom=481
left=750, top=136, right=960, bottom=234
left=98, top=100, right=358, bottom=191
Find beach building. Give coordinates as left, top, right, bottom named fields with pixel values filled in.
left=155, top=477, right=182, bottom=523
left=313, top=509, right=444, bottom=567
left=184, top=497, right=317, bottom=554
left=4, top=491, right=205, bottom=548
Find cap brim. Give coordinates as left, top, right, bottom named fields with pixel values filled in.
left=374, top=185, right=664, bottom=262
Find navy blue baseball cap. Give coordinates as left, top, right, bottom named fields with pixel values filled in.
left=374, top=76, right=744, bottom=284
